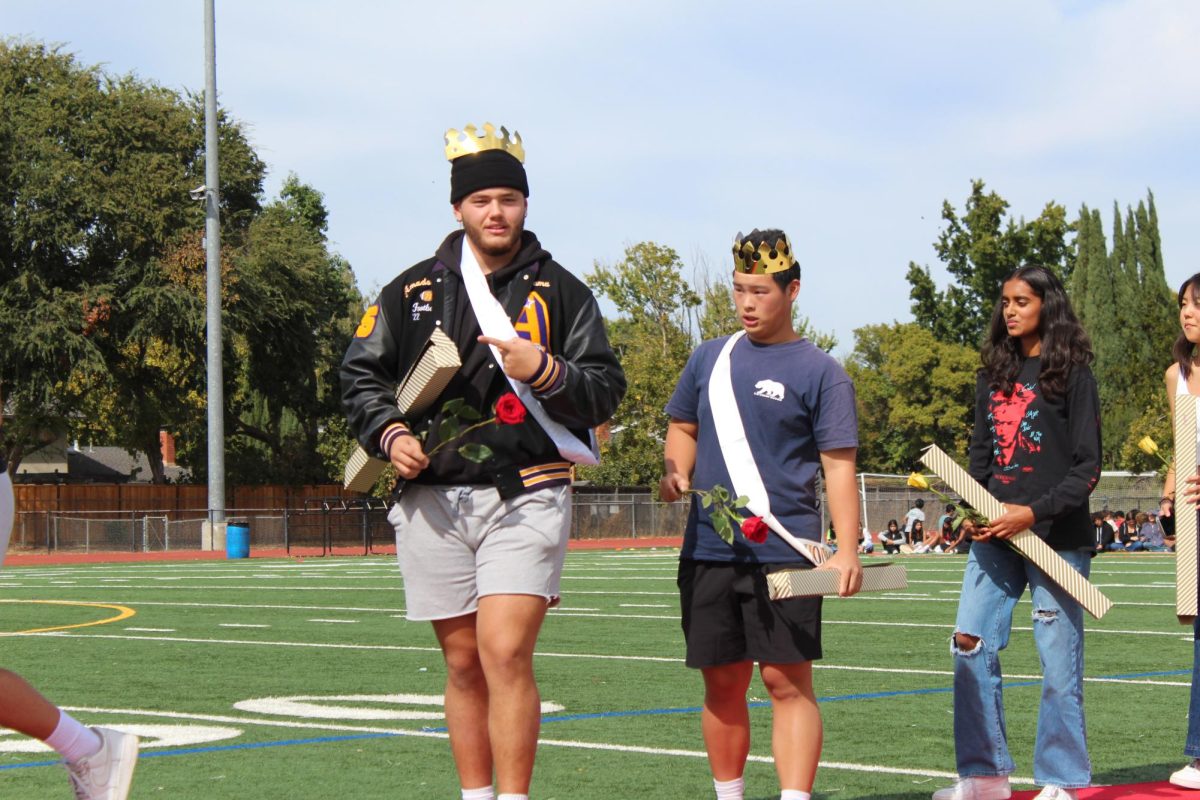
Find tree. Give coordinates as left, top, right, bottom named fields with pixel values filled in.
left=0, top=42, right=226, bottom=476
left=219, top=180, right=361, bottom=484
left=845, top=323, right=978, bottom=472
left=582, top=242, right=699, bottom=486
left=1070, top=192, right=1174, bottom=467
left=0, top=40, right=359, bottom=485
left=696, top=273, right=739, bottom=341
left=907, top=180, right=1071, bottom=348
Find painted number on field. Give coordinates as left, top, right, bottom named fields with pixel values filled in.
left=0, top=725, right=241, bottom=754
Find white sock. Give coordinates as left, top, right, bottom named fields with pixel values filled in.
left=462, top=788, right=494, bottom=800
left=43, top=712, right=102, bottom=763
left=714, top=776, right=744, bottom=800
left=780, top=791, right=811, bottom=800
left=496, top=795, right=528, bottom=800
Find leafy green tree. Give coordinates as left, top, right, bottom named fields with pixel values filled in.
left=845, top=323, right=978, bottom=472
left=1070, top=193, right=1174, bottom=467
left=0, top=40, right=357, bottom=485
left=0, top=41, right=237, bottom=476
left=220, top=180, right=361, bottom=484
left=697, top=274, right=739, bottom=341
left=582, top=242, right=699, bottom=486
left=907, top=180, right=1071, bottom=347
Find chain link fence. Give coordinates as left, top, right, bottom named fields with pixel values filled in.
left=8, top=474, right=1164, bottom=555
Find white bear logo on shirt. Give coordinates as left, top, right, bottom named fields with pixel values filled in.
left=753, top=379, right=785, bottom=402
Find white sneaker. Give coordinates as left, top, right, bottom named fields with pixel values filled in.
left=64, top=727, right=139, bottom=800
left=932, top=776, right=1012, bottom=800
left=1171, top=760, right=1200, bottom=789
left=1033, top=787, right=1078, bottom=800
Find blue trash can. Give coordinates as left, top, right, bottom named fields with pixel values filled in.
left=226, top=521, right=250, bottom=559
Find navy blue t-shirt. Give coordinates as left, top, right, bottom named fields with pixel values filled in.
left=665, top=334, right=858, bottom=563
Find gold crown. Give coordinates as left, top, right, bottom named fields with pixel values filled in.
left=444, top=122, right=525, bottom=163
left=732, top=232, right=795, bottom=274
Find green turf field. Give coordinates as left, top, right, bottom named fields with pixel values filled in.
left=0, top=551, right=1193, bottom=799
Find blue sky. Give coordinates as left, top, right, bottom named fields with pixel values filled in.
left=5, top=1, right=1198, bottom=354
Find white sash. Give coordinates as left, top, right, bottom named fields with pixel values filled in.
left=459, top=240, right=599, bottom=465
left=708, top=331, right=831, bottom=565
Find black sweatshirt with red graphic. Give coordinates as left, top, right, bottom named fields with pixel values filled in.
left=967, top=357, right=1102, bottom=550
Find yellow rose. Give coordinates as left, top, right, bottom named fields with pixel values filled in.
left=1138, top=436, right=1159, bottom=457
left=907, top=472, right=930, bottom=491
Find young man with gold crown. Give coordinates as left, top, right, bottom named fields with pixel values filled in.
left=660, top=229, right=863, bottom=800
left=341, top=124, right=625, bottom=800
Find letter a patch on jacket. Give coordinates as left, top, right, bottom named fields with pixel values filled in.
left=514, top=292, right=549, bottom=350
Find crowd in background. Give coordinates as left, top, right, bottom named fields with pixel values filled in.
left=1089, top=508, right=1172, bottom=552
left=846, top=500, right=1174, bottom=556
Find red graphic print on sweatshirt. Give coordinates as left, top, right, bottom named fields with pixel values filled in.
left=989, top=383, right=1041, bottom=469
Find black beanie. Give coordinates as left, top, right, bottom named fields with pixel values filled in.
left=449, top=149, right=529, bottom=204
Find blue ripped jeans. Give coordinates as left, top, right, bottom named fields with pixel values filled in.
left=951, top=539, right=1092, bottom=788
left=1187, top=617, right=1200, bottom=758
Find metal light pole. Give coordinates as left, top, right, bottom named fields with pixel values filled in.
left=204, top=0, right=225, bottom=533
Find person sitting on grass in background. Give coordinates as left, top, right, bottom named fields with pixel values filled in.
left=909, top=519, right=934, bottom=553
left=951, top=518, right=974, bottom=555
left=1136, top=511, right=1167, bottom=551
left=902, top=498, right=925, bottom=545
left=879, top=519, right=904, bottom=554
left=1090, top=512, right=1112, bottom=553
left=1108, top=515, right=1143, bottom=551
left=0, top=399, right=139, bottom=800
left=937, top=503, right=955, bottom=535
left=1105, top=514, right=1125, bottom=550
left=858, top=527, right=875, bottom=554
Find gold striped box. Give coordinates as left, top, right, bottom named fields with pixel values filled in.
left=1175, top=394, right=1198, bottom=622
left=919, top=444, right=1113, bottom=620
left=765, top=562, right=907, bottom=599
left=343, top=328, right=461, bottom=493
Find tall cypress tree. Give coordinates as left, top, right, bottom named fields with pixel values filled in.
left=1073, top=193, right=1175, bottom=468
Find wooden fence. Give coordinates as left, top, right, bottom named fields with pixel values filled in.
left=13, top=483, right=362, bottom=514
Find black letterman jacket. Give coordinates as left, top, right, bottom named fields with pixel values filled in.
left=340, top=230, right=625, bottom=497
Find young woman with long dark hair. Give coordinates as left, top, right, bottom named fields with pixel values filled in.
left=934, top=265, right=1101, bottom=800
left=1159, top=273, right=1200, bottom=789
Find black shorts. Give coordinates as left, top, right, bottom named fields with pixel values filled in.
left=677, top=559, right=823, bottom=669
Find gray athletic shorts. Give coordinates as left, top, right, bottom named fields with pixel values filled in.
left=388, top=483, right=571, bottom=621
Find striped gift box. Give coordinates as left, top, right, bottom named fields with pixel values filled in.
left=765, top=562, right=907, bottom=599
left=919, top=444, right=1113, bottom=620
left=1176, top=394, right=1199, bottom=622
left=343, top=327, right=461, bottom=493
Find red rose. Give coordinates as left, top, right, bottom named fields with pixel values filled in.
left=741, top=516, right=769, bottom=544
left=494, top=392, right=527, bottom=425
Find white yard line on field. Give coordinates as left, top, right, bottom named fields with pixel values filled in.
left=24, top=632, right=1192, bottom=688
left=56, top=704, right=1025, bottom=784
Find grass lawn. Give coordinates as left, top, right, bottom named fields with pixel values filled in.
left=0, top=551, right=1191, bottom=799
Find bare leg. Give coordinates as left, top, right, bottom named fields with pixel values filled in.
left=0, top=669, right=62, bottom=740
left=432, top=613, right=493, bottom=790
left=475, top=594, right=550, bottom=796
left=701, top=661, right=755, bottom=781
left=759, top=661, right=822, bottom=792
